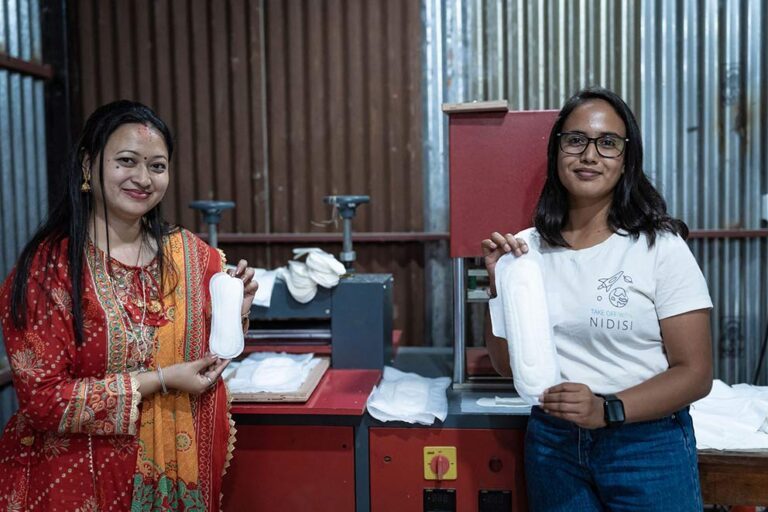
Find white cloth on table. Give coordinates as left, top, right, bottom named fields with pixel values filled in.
left=366, top=367, right=451, bottom=425
left=690, top=379, right=768, bottom=450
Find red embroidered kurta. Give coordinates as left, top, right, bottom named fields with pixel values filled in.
left=0, top=229, right=233, bottom=511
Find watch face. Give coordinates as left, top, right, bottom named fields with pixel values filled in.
left=604, top=396, right=625, bottom=426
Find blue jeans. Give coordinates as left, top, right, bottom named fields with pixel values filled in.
left=525, top=406, right=702, bottom=511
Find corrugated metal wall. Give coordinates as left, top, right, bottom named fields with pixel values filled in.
left=426, top=0, right=768, bottom=384
left=74, top=0, right=426, bottom=343
left=76, top=0, right=268, bottom=233
left=0, top=0, right=46, bottom=427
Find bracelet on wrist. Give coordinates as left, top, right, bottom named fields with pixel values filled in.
left=157, top=366, right=169, bottom=395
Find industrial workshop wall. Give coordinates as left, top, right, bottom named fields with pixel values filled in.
left=73, top=0, right=427, bottom=344
left=425, top=0, right=768, bottom=384
left=0, top=0, right=47, bottom=427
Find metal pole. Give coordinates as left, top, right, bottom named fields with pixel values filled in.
left=452, top=257, right=466, bottom=385
left=208, top=223, right=218, bottom=249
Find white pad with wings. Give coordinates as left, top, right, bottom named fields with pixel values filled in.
left=208, top=272, right=245, bottom=359
left=488, top=251, right=561, bottom=405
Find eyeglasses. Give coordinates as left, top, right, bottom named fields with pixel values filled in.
left=557, top=132, right=628, bottom=158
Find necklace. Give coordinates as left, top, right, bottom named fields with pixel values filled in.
left=102, top=242, right=154, bottom=371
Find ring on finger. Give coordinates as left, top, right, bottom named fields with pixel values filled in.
left=205, top=375, right=213, bottom=386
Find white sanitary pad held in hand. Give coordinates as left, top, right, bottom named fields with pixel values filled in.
left=488, top=248, right=561, bottom=406
left=208, top=272, right=245, bottom=359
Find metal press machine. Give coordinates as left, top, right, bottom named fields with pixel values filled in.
left=221, top=106, right=559, bottom=511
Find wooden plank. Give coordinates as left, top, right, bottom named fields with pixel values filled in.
left=442, top=100, right=510, bottom=113
left=0, top=53, right=53, bottom=80
left=230, top=368, right=380, bottom=415
left=229, top=357, right=330, bottom=403
left=199, top=231, right=449, bottom=243
left=698, top=450, right=768, bottom=506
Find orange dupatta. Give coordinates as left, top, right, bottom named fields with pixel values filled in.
left=131, top=230, right=235, bottom=511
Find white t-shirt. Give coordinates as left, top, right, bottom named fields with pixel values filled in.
left=510, top=227, right=712, bottom=395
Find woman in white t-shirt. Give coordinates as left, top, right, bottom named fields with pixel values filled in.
left=483, top=88, right=713, bottom=512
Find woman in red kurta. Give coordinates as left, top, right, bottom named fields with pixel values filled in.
left=0, top=100, right=257, bottom=511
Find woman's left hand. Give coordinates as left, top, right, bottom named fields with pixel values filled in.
left=539, top=382, right=606, bottom=429
left=228, top=259, right=259, bottom=315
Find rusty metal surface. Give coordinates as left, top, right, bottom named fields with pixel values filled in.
left=74, top=0, right=425, bottom=343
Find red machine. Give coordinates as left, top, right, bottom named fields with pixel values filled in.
left=222, top=104, right=557, bottom=511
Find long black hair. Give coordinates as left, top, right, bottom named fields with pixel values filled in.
left=534, top=88, right=687, bottom=248
left=10, top=100, right=177, bottom=344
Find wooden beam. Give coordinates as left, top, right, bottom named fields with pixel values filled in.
left=0, top=53, right=54, bottom=80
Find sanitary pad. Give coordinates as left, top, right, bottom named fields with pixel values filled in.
left=208, top=272, right=245, bottom=359
left=488, top=247, right=561, bottom=405
left=366, top=367, right=451, bottom=425
left=223, top=352, right=321, bottom=393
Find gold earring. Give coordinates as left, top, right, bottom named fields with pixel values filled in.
left=81, top=166, right=91, bottom=192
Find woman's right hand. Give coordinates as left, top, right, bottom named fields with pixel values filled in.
left=480, top=232, right=528, bottom=297
left=163, top=354, right=230, bottom=395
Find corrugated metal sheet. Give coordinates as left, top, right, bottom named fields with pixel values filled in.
left=429, top=0, right=768, bottom=384
left=76, top=0, right=269, bottom=234
left=0, top=0, right=46, bottom=427
left=76, top=0, right=422, bottom=234
left=75, top=0, right=426, bottom=343
left=642, top=0, right=768, bottom=385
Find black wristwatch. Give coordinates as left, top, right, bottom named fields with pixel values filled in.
left=602, top=394, right=625, bottom=427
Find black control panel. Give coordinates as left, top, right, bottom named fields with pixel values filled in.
left=423, top=488, right=456, bottom=512
left=478, top=490, right=512, bottom=511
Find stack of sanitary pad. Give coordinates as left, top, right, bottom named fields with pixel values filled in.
left=277, top=248, right=347, bottom=303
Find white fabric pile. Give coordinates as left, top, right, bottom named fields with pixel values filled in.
left=223, top=352, right=321, bottom=393
left=277, top=248, right=347, bottom=303
left=690, top=379, right=768, bottom=450
left=366, top=367, right=451, bottom=425
left=488, top=240, right=562, bottom=406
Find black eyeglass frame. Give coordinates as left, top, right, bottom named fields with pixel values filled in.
left=556, top=131, right=629, bottom=159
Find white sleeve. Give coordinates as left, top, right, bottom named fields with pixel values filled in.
left=654, top=234, right=713, bottom=320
